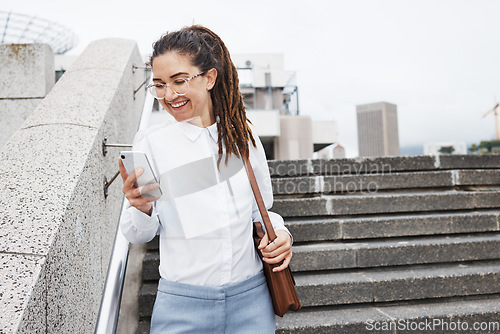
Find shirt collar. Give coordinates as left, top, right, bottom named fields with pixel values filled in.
left=176, top=120, right=218, bottom=143
left=207, top=122, right=218, bottom=143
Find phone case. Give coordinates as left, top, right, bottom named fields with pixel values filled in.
left=120, top=151, right=162, bottom=198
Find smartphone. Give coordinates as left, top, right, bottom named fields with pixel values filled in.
left=120, top=151, right=162, bottom=198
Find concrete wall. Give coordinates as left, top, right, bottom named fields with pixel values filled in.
left=0, top=39, right=145, bottom=333
left=0, top=44, right=55, bottom=149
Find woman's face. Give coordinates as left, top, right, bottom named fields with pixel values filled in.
left=151, top=52, right=217, bottom=127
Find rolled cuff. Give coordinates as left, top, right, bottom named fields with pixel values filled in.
left=129, top=205, right=160, bottom=232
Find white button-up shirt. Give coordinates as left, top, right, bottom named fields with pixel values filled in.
left=120, top=120, right=289, bottom=287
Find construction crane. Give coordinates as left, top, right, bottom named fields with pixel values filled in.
left=483, top=102, right=499, bottom=141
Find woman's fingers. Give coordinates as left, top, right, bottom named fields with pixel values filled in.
left=137, top=183, right=161, bottom=198
left=125, top=168, right=143, bottom=189
left=118, top=158, right=128, bottom=182
left=260, top=230, right=293, bottom=271
left=272, top=253, right=292, bottom=272
left=258, top=232, right=269, bottom=250
left=260, top=230, right=291, bottom=256
left=263, top=248, right=291, bottom=264
left=118, top=159, right=158, bottom=215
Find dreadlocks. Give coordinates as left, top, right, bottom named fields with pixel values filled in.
left=149, top=25, right=256, bottom=166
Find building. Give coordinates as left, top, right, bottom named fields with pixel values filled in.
left=232, top=53, right=298, bottom=115
left=313, top=143, right=346, bottom=159
left=356, top=101, right=400, bottom=157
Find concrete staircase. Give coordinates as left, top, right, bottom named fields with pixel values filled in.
left=136, top=155, right=500, bottom=333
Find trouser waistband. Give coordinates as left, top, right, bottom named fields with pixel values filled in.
left=157, top=271, right=266, bottom=300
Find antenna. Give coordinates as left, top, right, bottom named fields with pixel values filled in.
left=482, top=97, right=500, bottom=141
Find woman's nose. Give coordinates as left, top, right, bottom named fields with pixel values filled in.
left=164, top=85, right=178, bottom=101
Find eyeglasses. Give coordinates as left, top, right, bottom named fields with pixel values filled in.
left=147, top=72, right=205, bottom=99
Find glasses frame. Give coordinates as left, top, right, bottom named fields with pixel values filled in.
left=147, top=72, right=205, bottom=100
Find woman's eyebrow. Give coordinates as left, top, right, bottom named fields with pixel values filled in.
left=152, top=72, right=189, bottom=82
left=170, top=72, right=189, bottom=78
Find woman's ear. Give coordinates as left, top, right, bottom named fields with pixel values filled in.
left=206, top=68, right=217, bottom=90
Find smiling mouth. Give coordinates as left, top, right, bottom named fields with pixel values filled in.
left=170, top=100, right=188, bottom=108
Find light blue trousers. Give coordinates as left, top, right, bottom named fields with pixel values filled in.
left=150, top=271, right=276, bottom=334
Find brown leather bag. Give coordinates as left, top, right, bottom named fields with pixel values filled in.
left=243, top=156, right=301, bottom=317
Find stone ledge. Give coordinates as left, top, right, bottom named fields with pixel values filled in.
left=0, top=44, right=54, bottom=98
left=21, top=41, right=143, bottom=130
left=0, top=253, right=46, bottom=334
left=0, top=99, right=42, bottom=149
left=0, top=38, right=144, bottom=333
left=0, top=124, right=97, bottom=255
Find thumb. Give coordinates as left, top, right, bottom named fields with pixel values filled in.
left=258, top=233, right=269, bottom=249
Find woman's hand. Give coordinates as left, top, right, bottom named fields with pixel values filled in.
left=118, top=158, right=160, bottom=216
left=258, top=229, right=293, bottom=272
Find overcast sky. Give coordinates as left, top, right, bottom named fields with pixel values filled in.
left=3, top=0, right=500, bottom=156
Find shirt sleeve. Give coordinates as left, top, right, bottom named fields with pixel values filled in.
left=118, top=128, right=161, bottom=244
left=249, top=135, right=292, bottom=243
left=119, top=201, right=161, bottom=244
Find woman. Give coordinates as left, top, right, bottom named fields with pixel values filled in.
left=118, top=25, right=292, bottom=333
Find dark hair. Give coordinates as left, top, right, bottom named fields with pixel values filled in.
left=149, top=25, right=256, bottom=165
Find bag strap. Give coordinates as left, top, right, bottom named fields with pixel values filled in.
left=242, top=155, right=277, bottom=242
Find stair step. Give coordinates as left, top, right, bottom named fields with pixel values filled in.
left=142, top=253, right=160, bottom=281
left=268, top=156, right=437, bottom=177
left=144, top=211, right=500, bottom=249
left=286, top=211, right=500, bottom=242
left=294, top=260, right=500, bottom=307
left=136, top=320, right=150, bottom=334
left=268, top=155, right=500, bottom=177
left=137, top=261, right=500, bottom=317
left=141, top=234, right=500, bottom=280
left=272, top=190, right=500, bottom=218
left=276, top=295, right=500, bottom=333
left=135, top=295, right=500, bottom=334
left=272, top=170, right=500, bottom=195
left=135, top=156, right=500, bottom=333
left=273, top=171, right=453, bottom=195
left=291, top=233, right=500, bottom=271
left=145, top=236, right=158, bottom=251
left=438, top=155, right=500, bottom=169
left=138, top=283, right=157, bottom=318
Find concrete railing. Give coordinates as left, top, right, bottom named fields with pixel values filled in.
left=0, top=43, right=55, bottom=149
left=0, top=39, right=146, bottom=333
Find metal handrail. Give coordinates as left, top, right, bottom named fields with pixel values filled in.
left=95, top=93, right=154, bottom=334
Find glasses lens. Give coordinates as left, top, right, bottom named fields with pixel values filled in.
left=171, top=78, right=189, bottom=95
left=148, top=85, right=163, bottom=99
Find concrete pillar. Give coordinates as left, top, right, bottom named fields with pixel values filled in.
left=274, top=115, right=313, bottom=160
left=0, top=44, right=55, bottom=148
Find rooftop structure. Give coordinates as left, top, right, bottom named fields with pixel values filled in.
left=0, top=11, right=78, bottom=54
